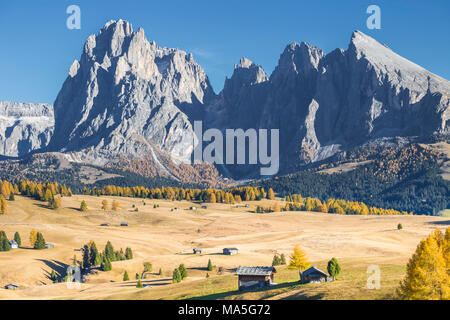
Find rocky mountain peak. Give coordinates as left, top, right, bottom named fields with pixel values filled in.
left=228, top=57, right=268, bottom=87
left=48, top=19, right=215, bottom=165
left=273, top=41, right=324, bottom=81
left=0, top=102, right=54, bottom=157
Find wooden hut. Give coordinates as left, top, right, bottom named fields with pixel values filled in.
left=5, top=283, right=19, bottom=290
left=300, top=266, right=332, bottom=284
left=235, top=266, right=277, bottom=291
left=223, top=247, right=238, bottom=255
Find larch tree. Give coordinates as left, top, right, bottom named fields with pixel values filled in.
left=101, top=200, right=109, bottom=211
left=112, top=200, right=120, bottom=211
left=289, top=245, right=311, bottom=274
left=267, top=188, right=275, bottom=200
left=397, top=228, right=449, bottom=300
left=29, top=229, right=38, bottom=247
left=273, top=202, right=281, bottom=212
left=0, top=195, right=7, bottom=215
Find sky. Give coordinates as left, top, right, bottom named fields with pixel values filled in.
left=0, top=0, right=449, bottom=104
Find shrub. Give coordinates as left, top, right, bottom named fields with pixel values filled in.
left=80, top=200, right=88, bottom=212
left=207, top=259, right=213, bottom=271
left=172, top=268, right=182, bottom=283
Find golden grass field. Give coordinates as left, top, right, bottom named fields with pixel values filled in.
left=0, top=195, right=448, bottom=300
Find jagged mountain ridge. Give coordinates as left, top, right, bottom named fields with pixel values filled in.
left=2, top=20, right=450, bottom=182
left=0, top=102, right=54, bottom=157
left=47, top=19, right=214, bottom=166
left=217, top=31, right=450, bottom=176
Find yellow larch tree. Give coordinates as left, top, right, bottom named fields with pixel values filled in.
left=288, top=245, right=311, bottom=273
left=397, top=228, right=449, bottom=300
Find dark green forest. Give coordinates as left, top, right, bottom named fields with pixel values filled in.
left=257, top=150, right=449, bottom=215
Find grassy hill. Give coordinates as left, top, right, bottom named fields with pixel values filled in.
left=0, top=195, right=448, bottom=300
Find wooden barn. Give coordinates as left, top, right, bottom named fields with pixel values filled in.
left=223, top=247, right=238, bottom=255
left=300, top=266, right=332, bottom=284
left=235, top=266, right=277, bottom=291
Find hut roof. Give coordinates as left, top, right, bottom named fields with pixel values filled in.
left=302, top=266, right=328, bottom=277
left=235, top=266, right=276, bottom=276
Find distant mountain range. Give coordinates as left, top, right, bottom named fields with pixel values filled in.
left=1, top=19, right=449, bottom=182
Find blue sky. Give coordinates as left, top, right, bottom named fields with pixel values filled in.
left=0, top=0, right=449, bottom=104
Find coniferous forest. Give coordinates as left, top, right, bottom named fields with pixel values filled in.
left=257, top=145, right=450, bottom=215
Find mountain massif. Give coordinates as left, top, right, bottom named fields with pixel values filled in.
left=1, top=20, right=450, bottom=182
left=0, top=102, right=54, bottom=158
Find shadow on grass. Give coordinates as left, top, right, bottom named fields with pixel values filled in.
left=279, top=292, right=324, bottom=300
left=428, top=220, right=450, bottom=226
left=187, top=281, right=300, bottom=300
left=35, top=204, right=52, bottom=211
left=37, top=259, right=70, bottom=282
left=117, top=278, right=171, bottom=288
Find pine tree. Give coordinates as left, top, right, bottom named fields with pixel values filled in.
left=34, top=232, right=46, bottom=249
left=89, top=241, right=99, bottom=266
left=272, top=255, right=281, bottom=266
left=288, top=245, right=310, bottom=273
left=397, top=228, right=449, bottom=300
left=123, top=270, right=130, bottom=281
left=0, top=236, right=10, bottom=251
left=159, top=268, right=163, bottom=276
left=398, top=223, right=403, bottom=230
left=14, top=232, right=21, bottom=247
left=327, top=257, right=341, bottom=280
left=9, top=193, right=14, bottom=201
left=125, top=247, right=133, bottom=260
left=144, top=262, right=152, bottom=273
left=172, top=268, right=182, bottom=283
left=178, top=264, right=188, bottom=279
left=105, top=241, right=115, bottom=261
left=136, top=279, right=143, bottom=288
left=82, top=245, right=91, bottom=269
left=80, top=200, right=88, bottom=212
left=280, top=253, right=287, bottom=265
left=207, top=259, right=213, bottom=271
left=100, top=256, right=112, bottom=271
